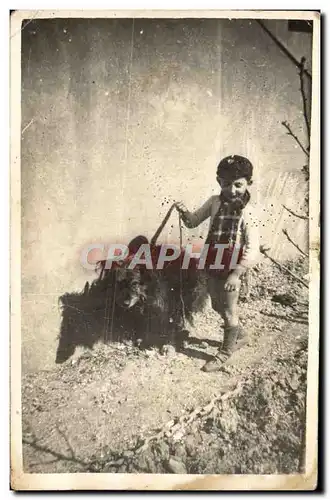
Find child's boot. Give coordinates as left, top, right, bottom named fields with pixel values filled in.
left=217, top=326, right=249, bottom=353
left=202, top=326, right=240, bottom=372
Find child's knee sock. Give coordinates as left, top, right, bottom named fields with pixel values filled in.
left=222, top=325, right=240, bottom=354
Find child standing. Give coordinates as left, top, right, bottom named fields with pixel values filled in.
left=175, top=155, right=260, bottom=372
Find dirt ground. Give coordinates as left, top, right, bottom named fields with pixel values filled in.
left=22, top=257, right=309, bottom=474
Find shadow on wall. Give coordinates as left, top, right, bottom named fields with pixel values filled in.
left=55, top=235, right=209, bottom=363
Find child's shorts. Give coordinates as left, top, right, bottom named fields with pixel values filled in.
left=206, top=270, right=242, bottom=315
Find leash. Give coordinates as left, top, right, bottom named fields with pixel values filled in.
left=150, top=203, right=176, bottom=246
left=103, top=202, right=187, bottom=342
left=178, top=212, right=187, bottom=330
left=103, top=266, right=117, bottom=344
left=150, top=202, right=187, bottom=330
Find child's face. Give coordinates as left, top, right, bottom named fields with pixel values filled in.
left=217, top=176, right=250, bottom=201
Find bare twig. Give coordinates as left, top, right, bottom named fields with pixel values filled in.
left=282, top=229, right=308, bottom=258
left=256, top=20, right=312, bottom=80
left=23, top=427, right=126, bottom=473
left=281, top=121, right=310, bottom=157
left=56, top=426, right=75, bottom=460
left=22, top=425, right=106, bottom=471
left=29, top=458, right=59, bottom=468
left=299, top=57, right=311, bottom=150
left=260, top=311, right=308, bottom=325
left=282, top=204, right=308, bottom=220
left=23, top=435, right=90, bottom=468
left=260, top=247, right=309, bottom=288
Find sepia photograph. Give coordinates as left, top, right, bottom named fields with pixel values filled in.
left=11, top=10, right=320, bottom=491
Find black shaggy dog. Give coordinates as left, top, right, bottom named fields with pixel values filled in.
left=55, top=236, right=208, bottom=363
left=95, top=236, right=208, bottom=349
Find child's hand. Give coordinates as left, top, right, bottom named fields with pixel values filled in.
left=224, top=273, right=240, bottom=292
left=175, top=201, right=188, bottom=214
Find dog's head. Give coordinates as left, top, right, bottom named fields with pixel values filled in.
left=114, top=265, right=147, bottom=309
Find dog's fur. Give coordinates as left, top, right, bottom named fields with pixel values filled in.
left=95, top=245, right=208, bottom=349
left=55, top=237, right=208, bottom=363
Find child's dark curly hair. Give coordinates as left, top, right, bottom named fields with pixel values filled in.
left=217, top=155, right=253, bottom=182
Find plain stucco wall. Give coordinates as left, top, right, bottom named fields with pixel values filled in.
left=21, top=18, right=312, bottom=373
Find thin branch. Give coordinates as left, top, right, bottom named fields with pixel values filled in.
left=23, top=427, right=107, bottom=472
left=29, top=458, right=59, bottom=467
left=23, top=436, right=90, bottom=468
left=260, top=247, right=309, bottom=288
left=281, top=121, right=310, bottom=157
left=23, top=425, right=97, bottom=468
left=282, top=204, right=308, bottom=220
left=260, top=311, right=308, bottom=325
left=282, top=229, right=308, bottom=258
left=299, top=57, right=311, bottom=150
left=56, top=426, right=75, bottom=460
left=256, top=20, right=312, bottom=80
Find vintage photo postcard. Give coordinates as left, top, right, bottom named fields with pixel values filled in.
left=10, top=9, right=320, bottom=491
